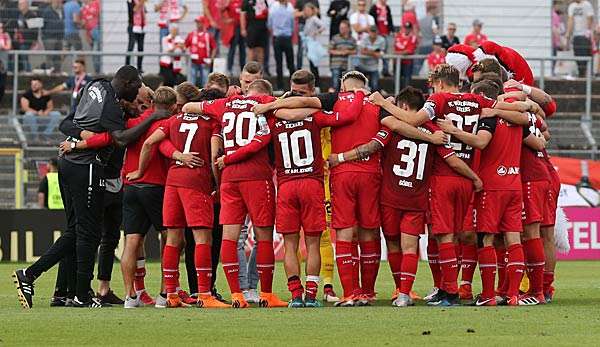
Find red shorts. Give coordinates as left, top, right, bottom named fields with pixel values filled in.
left=163, top=185, right=213, bottom=228
left=522, top=180, right=550, bottom=225
left=276, top=179, right=326, bottom=236
left=330, top=171, right=381, bottom=230
left=542, top=172, right=561, bottom=227
left=429, top=176, right=473, bottom=235
left=462, top=198, right=476, bottom=232
left=475, top=190, right=523, bottom=234
left=220, top=179, right=275, bottom=227
left=381, top=205, right=425, bottom=238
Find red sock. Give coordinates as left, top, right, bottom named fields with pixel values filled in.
left=162, top=245, right=180, bottom=294
left=478, top=246, right=497, bottom=300
left=195, top=243, right=212, bottom=294
left=455, top=243, right=463, bottom=268
left=506, top=244, right=525, bottom=297
left=523, top=238, right=545, bottom=296
left=220, top=239, right=241, bottom=293
left=496, top=246, right=508, bottom=295
left=134, top=257, right=146, bottom=292
left=256, top=240, right=275, bottom=293
left=351, top=241, right=361, bottom=296
left=460, top=244, right=478, bottom=285
left=335, top=241, right=354, bottom=298
left=543, top=271, right=555, bottom=293
left=305, top=275, right=319, bottom=300
left=359, top=240, right=380, bottom=296
left=438, top=242, right=459, bottom=294
left=387, top=251, right=403, bottom=289
left=399, top=253, right=418, bottom=295
left=427, top=239, right=442, bottom=288
left=287, top=276, right=304, bottom=299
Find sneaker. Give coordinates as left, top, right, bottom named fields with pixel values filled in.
left=178, top=290, right=197, bottom=305
left=65, top=298, right=74, bottom=307
left=167, top=293, right=191, bottom=308
left=355, top=294, right=372, bottom=306
left=391, top=288, right=401, bottom=301
left=496, top=296, right=508, bottom=306
left=544, top=286, right=555, bottom=303
left=459, top=284, right=473, bottom=300
left=259, top=292, right=288, bottom=308
left=426, top=288, right=445, bottom=305
left=72, top=296, right=109, bottom=308
left=469, top=294, right=496, bottom=307
left=211, top=287, right=227, bottom=303
left=246, top=289, right=260, bottom=304
left=333, top=297, right=356, bottom=307
left=423, top=287, right=439, bottom=302
left=137, top=290, right=156, bottom=306
left=97, top=290, right=124, bottom=305
left=304, top=298, right=323, bottom=308
left=124, top=296, right=141, bottom=309
left=50, top=296, right=67, bottom=307
left=288, top=297, right=305, bottom=308
left=392, top=293, right=414, bottom=307
left=428, top=290, right=460, bottom=307
left=231, top=292, right=249, bottom=308
left=409, top=291, right=422, bottom=301
left=197, top=294, right=230, bottom=308
left=155, top=294, right=168, bottom=308
left=323, top=286, right=340, bottom=303
left=13, top=269, right=34, bottom=309
left=506, top=295, right=519, bottom=306
left=518, top=294, right=544, bottom=306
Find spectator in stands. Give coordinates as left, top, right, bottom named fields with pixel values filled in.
left=38, top=157, right=63, bottom=209
left=401, top=1, right=418, bottom=29
left=0, top=22, right=11, bottom=72
left=21, top=78, right=62, bottom=141
left=154, top=0, right=188, bottom=51
left=440, top=22, right=460, bottom=51
left=349, top=0, right=375, bottom=42
left=294, top=0, right=320, bottom=70
left=327, top=0, right=350, bottom=39
left=269, top=0, right=295, bottom=91
left=370, top=0, right=393, bottom=77
left=413, top=4, right=439, bottom=76
left=329, top=20, right=356, bottom=91
left=303, top=2, right=325, bottom=90
left=225, top=0, right=246, bottom=76
left=427, top=36, right=446, bottom=72
left=14, top=0, right=39, bottom=71
left=241, top=0, right=269, bottom=67
left=566, top=0, right=594, bottom=77
left=159, top=24, right=185, bottom=87
left=45, top=59, right=92, bottom=111
left=358, top=26, right=385, bottom=91
left=41, top=0, right=65, bottom=73
left=127, top=0, right=146, bottom=72
left=81, top=0, right=100, bottom=73
left=185, top=16, right=217, bottom=88
left=464, top=19, right=487, bottom=48
left=394, top=21, right=417, bottom=89
left=63, top=0, right=81, bottom=51
left=203, top=0, right=223, bottom=55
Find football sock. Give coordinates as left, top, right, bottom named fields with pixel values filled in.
left=195, top=244, right=212, bottom=295
left=399, top=252, right=418, bottom=295
left=427, top=239, right=441, bottom=288
left=496, top=246, right=508, bottom=295
left=460, top=244, right=478, bottom=285
left=455, top=243, right=463, bottom=268
left=523, top=238, right=545, bottom=296
left=256, top=240, right=275, bottom=293
left=134, top=257, right=147, bottom=292
left=359, top=240, right=380, bottom=296
left=220, top=239, right=241, bottom=294
left=351, top=240, right=361, bottom=295
left=287, top=275, right=304, bottom=299
left=335, top=241, right=354, bottom=298
left=506, top=243, right=525, bottom=297
left=438, top=242, right=459, bottom=294
left=543, top=271, right=555, bottom=293
left=305, top=275, right=320, bottom=300
left=478, top=246, right=497, bottom=300
left=162, top=245, right=180, bottom=294
left=387, top=251, right=403, bottom=289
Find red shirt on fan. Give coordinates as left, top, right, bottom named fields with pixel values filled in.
left=464, top=32, right=487, bottom=48
left=427, top=51, right=446, bottom=71
left=185, top=30, right=216, bottom=65
left=380, top=122, right=454, bottom=211
left=478, top=41, right=534, bottom=86
left=476, top=117, right=530, bottom=190
left=122, top=108, right=169, bottom=186
left=199, top=94, right=277, bottom=183
left=373, top=3, right=390, bottom=36
left=394, top=30, right=417, bottom=65
left=520, top=114, right=549, bottom=182
left=422, top=92, right=497, bottom=176
left=158, top=113, right=218, bottom=193
left=226, top=0, right=243, bottom=26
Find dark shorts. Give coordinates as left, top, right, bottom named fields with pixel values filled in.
left=123, top=184, right=165, bottom=235
left=246, top=21, right=268, bottom=48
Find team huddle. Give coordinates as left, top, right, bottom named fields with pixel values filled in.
left=13, top=39, right=561, bottom=309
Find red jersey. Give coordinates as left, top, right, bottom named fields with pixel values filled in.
left=185, top=30, right=216, bottom=65
left=380, top=123, right=454, bottom=211
left=201, top=94, right=277, bottom=183
left=81, top=0, right=100, bottom=34
left=427, top=51, right=446, bottom=70
left=159, top=113, right=217, bottom=193
left=394, top=31, right=417, bottom=59
left=520, top=114, right=549, bottom=182
left=477, top=41, right=534, bottom=86
left=374, top=4, right=390, bottom=36
left=122, top=109, right=168, bottom=186
left=423, top=92, right=497, bottom=176
left=464, top=32, right=487, bottom=47
left=477, top=117, right=530, bottom=190
left=226, top=0, right=243, bottom=26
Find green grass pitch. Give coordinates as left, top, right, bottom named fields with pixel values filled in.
left=1, top=261, right=599, bottom=346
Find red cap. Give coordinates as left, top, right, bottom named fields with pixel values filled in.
left=195, top=16, right=209, bottom=26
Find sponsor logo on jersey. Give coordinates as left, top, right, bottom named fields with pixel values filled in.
left=89, top=86, right=103, bottom=103
left=398, top=179, right=413, bottom=188
left=497, top=165, right=519, bottom=176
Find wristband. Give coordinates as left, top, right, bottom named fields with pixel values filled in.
left=521, top=84, right=532, bottom=95
left=70, top=141, right=76, bottom=150
left=338, top=153, right=345, bottom=163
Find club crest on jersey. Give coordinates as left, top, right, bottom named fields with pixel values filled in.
left=496, top=165, right=519, bottom=176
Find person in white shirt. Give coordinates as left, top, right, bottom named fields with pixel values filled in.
left=566, top=0, right=595, bottom=77
left=349, top=0, right=375, bottom=41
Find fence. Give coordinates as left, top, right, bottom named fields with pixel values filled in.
left=0, top=148, right=25, bottom=209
